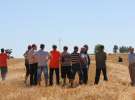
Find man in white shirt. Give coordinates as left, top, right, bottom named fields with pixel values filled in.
left=128, top=47, right=135, bottom=86
left=36, top=44, right=49, bottom=86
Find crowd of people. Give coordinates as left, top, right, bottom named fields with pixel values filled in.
left=24, top=44, right=108, bottom=87
left=0, top=45, right=135, bottom=88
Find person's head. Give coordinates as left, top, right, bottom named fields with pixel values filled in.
left=1, top=48, right=4, bottom=53
left=52, top=45, right=57, bottom=51
left=63, top=46, right=68, bottom=52
left=129, top=47, right=134, bottom=53
left=40, top=44, right=45, bottom=50
left=80, top=47, right=86, bottom=53
left=84, top=45, right=89, bottom=52
left=32, top=44, right=37, bottom=50
left=100, top=45, right=104, bottom=52
left=74, top=46, right=78, bottom=53
left=28, top=45, right=32, bottom=50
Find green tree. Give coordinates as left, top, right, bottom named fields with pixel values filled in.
left=113, top=45, right=118, bottom=53
left=119, top=46, right=129, bottom=53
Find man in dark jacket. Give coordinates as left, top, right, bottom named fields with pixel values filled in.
left=94, top=45, right=108, bottom=84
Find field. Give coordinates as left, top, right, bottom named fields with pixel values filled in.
left=0, top=54, right=135, bottom=100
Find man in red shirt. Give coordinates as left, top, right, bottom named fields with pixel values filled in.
left=49, top=45, right=61, bottom=85
left=0, top=48, right=9, bottom=81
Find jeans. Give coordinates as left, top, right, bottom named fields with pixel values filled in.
left=82, top=65, right=88, bottom=84
left=37, top=65, right=48, bottom=82
left=49, top=68, right=60, bottom=85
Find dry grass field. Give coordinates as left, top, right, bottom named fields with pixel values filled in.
left=0, top=54, right=135, bottom=100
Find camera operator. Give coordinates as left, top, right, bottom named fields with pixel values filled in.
left=0, top=48, right=9, bottom=81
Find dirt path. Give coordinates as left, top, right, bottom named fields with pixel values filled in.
left=0, top=59, right=135, bottom=100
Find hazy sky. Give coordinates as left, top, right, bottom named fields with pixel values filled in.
left=0, top=0, right=135, bottom=57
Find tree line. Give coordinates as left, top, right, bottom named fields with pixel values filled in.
left=95, top=44, right=132, bottom=54
left=113, top=45, right=132, bottom=53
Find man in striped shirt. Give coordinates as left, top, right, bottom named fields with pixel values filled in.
left=70, top=46, right=82, bottom=87
left=60, top=46, right=72, bottom=86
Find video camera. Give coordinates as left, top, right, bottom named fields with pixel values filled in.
left=5, top=49, right=12, bottom=54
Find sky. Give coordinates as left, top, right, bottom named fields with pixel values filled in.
left=0, top=0, right=135, bottom=57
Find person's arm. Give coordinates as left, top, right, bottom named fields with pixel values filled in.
left=47, top=52, right=51, bottom=66
left=105, top=52, right=107, bottom=61
left=57, top=52, right=61, bottom=68
left=59, top=52, right=61, bottom=63
left=23, top=51, right=26, bottom=57
left=87, top=54, right=90, bottom=65
left=24, top=51, right=29, bottom=59
left=32, top=52, right=37, bottom=62
left=128, top=54, right=130, bottom=63
left=60, top=53, right=63, bottom=65
left=95, top=53, right=97, bottom=62
left=46, top=52, right=50, bottom=61
left=95, top=53, right=98, bottom=66
left=69, top=54, right=72, bottom=66
left=79, top=54, right=82, bottom=67
left=49, top=51, right=52, bottom=59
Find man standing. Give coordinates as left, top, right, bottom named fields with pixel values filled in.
left=36, top=44, right=49, bottom=86
left=80, top=47, right=89, bottom=84
left=60, top=46, right=72, bottom=86
left=49, top=45, right=61, bottom=85
left=24, top=45, right=31, bottom=83
left=70, top=46, right=82, bottom=87
left=0, top=48, right=9, bottom=81
left=94, top=45, right=108, bottom=84
left=83, top=45, right=91, bottom=84
left=128, top=47, right=135, bottom=86
left=28, top=44, right=38, bottom=86
left=83, top=45, right=91, bottom=69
